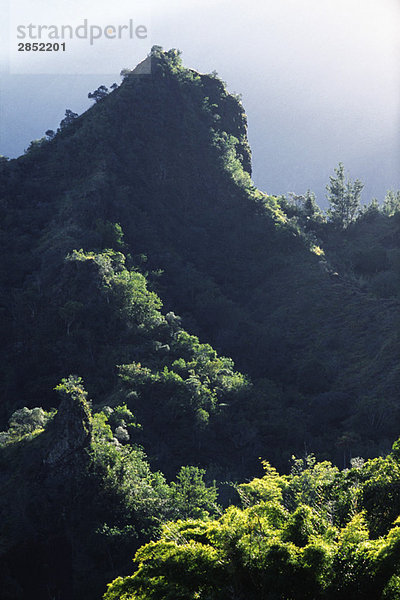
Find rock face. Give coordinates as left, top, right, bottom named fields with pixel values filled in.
left=0, top=380, right=93, bottom=600
left=43, top=376, right=92, bottom=479
left=44, top=379, right=92, bottom=470
left=130, top=54, right=152, bottom=75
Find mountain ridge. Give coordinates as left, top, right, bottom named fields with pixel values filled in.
left=1, top=47, right=400, bottom=600
left=0, top=46, right=399, bottom=466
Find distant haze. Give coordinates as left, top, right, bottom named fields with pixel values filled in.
left=1, top=0, right=399, bottom=207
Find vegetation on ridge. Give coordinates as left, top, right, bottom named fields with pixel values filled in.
left=0, top=47, right=399, bottom=598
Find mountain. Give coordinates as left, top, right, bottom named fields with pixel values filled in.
left=0, top=46, right=400, bottom=599
left=1, top=48, right=399, bottom=467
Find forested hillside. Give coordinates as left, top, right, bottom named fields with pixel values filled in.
left=0, top=48, right=399, bottom=599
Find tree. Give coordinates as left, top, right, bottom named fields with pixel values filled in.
left=104, top=448, right=400, bottom=600
left=168, top=466, right=219, bottom=519
left=24, top=138, right=47, bottom=154
left=88, top=85, right=109, bottom=102
left=45, top=129, right=56, bottom=140
left=59, top=109, right=78, bottom=130
left=326, top=163, right=363, bottom=228
left=303, top=189, right=323, bottom=220
left=383, top=190, right=400, bottom=216
left=120, top=68, right=131, bottom=79
left=150, top=45, right=163, bottom=56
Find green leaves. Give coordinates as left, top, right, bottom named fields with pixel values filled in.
left=168, top=466, right=219, bottom=520
left=0, top=406, right=55, bottom=445
left=104, top=442, right=400, bottom=600
left=326, top=162, right=364, bottom=228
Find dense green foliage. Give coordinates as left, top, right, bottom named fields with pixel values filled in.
left=0, top=376, right=219, bottom=598
left=1, top=48, right=399, bottom=468
left=0, top=47, right=400, bottom=598
left=105, top=449, right=400, bottom=600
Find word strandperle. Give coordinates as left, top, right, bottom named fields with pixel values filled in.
left=16, top=19, right=148, bottom=45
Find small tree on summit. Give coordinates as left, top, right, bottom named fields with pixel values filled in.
left=326, top=163, right=363, bottom=228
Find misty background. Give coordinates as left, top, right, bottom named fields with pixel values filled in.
left=0, top=0, right=399, bottom=207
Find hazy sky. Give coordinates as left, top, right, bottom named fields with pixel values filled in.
left=0, top=0, right=399, bottom=207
